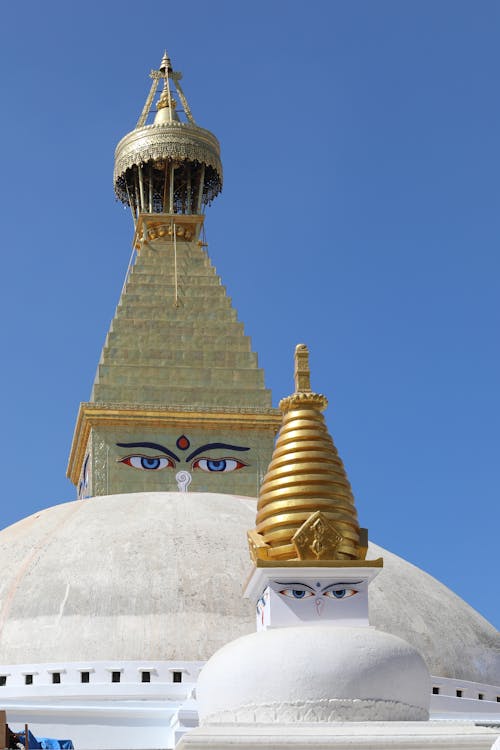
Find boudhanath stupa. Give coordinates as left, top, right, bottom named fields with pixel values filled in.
left=0, top=51, right=497, bottom=750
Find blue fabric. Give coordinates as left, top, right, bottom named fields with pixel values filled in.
left=18, top=732, right=73, bottom=750
left=18, top=731, right=42, bottom=749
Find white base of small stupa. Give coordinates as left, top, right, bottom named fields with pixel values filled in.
left=177, top=721, right=500, bottom=750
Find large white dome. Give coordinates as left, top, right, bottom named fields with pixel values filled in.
left=0, top=492, right=497, bottom=684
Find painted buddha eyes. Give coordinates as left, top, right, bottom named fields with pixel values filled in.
left=116, top=440, right=250, bottom=474
left=117, top=451, right=247, bottom=472
left=118, top=455, right=245, bottom=472
left=192, top=458, right=246, bottom=472
left=323, top=588, right=357, bottom=599
left=279, top=588, right=315, bottom=599
left=279, top=587, right=359, bottom=600
left=119, top=456, right=175, bottom=471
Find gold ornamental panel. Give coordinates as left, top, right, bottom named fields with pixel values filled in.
left=292, top=511, right=344, bottom=561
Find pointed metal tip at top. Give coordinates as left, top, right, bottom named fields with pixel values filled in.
left=279, top=342, right=327, bottom=412
left=159, top=50, right=172, bottom=74
left=294, top=343, right=311, bottom=393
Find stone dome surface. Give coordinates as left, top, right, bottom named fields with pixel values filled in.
left=0, top=492, right=497, bottom=684
left=197, top=626, right=431, bottom=723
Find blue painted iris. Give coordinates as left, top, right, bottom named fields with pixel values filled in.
left=193, top=458, right=246, bottom=473
left=208, top=459, right=227, bottom=471
left=323, top=588, right=358, bottom=599
left=141, top=457, right=161, bottom=470
left=279, top=588, right=314, bottom=599
left=118, top=455, right=174, bottom=470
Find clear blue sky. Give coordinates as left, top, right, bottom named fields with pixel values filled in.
left=0, top=1, right=498, bottom=628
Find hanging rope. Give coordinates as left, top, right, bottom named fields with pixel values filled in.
left=173, top=221, right=179, bottom=308
left=119, top=244, right=137, bottom=303
left=124, top=183, right=136, bottom=228
left=198, top=222, right=209, bottom=258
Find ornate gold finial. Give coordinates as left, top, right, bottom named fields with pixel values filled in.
left=159, top=50, right=172, bottom=74
left=156, top=50, right=177, bottom=114
left=156, top=89, right=177, bottom=112
left=294, top=343, right=311, bottom=392
left=248, top=344, right=371, bottom=565
left=114, top=50, right=222, bottom=218
left=279, top=344, right=327, bottom=415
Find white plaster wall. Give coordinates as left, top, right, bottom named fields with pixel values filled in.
left=8, top=702, right=174, bottom=750
left=0, top=660, right=498, bottom=747
left=430, top=675, right=500, bottom=719
left=0, top=660, right=203, bottom=698
left=0, top=661, right=202, bottom=749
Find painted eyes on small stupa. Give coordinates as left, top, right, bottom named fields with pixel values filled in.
left=118, top=455, right=247, bottom=472
left=279, top=588, right=358, bottom=599
left=323, top=588, right=358, bottom=599
left=279, top=589, right=315, bottom=599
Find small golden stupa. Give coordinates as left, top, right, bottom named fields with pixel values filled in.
left=248, top=344, right=378, bottom=566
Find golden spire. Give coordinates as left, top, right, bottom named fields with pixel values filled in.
left=248, top=344, right=370, bottom=564
left=155, top=50, right=178, bottom=119
left=113, top=50, right=222, bottom=221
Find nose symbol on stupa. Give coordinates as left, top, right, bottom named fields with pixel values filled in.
left=176, top=471, right=192, bottom=492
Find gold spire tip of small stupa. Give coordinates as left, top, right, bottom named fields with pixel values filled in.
left=248, top=343, right=371, bottom=566
left=294, top=343, right=311, bottom=392
left=279, top=343, right=328, bottom=415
